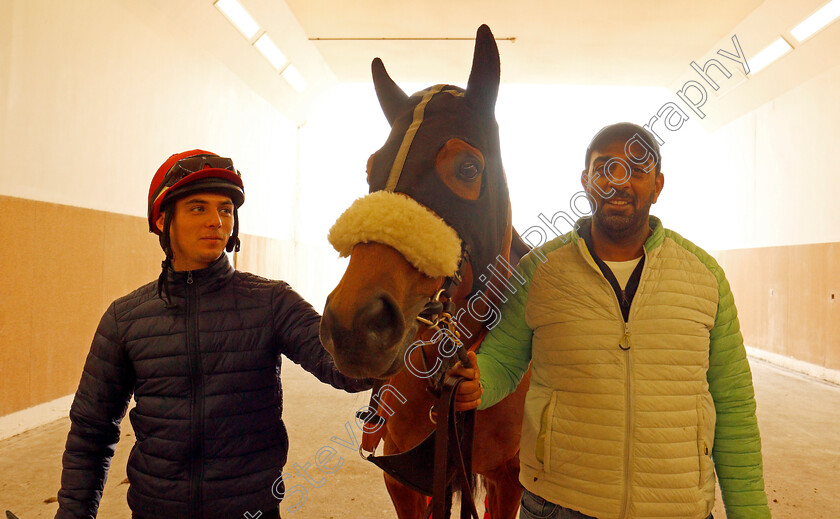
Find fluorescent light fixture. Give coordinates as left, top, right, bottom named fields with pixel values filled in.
left=281, top=64, right=307, bottom=92
left=253, top=34, right=288, bottom=71
left=791, top=0, right=840, bottom=42
left=747, top=38, right=793, bottom=75
left=214, top=0, right=260, bottom=40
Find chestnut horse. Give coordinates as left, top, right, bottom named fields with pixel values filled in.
left=320, top=25, right=529, bottom=519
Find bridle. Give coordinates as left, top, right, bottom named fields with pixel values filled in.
left=414, top=245, right=476, bottom=399
left=357, top=244, right=480, bottom=519
left=357, top=242, right=472, bottom=430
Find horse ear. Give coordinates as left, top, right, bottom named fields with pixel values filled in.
left=372, top=58, right=409, bottom=126
left=466, top=24, right=500, bottom=114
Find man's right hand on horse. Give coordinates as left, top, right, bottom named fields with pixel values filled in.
left=448, top=351, right=482, bottom=411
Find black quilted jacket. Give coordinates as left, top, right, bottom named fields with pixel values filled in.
left=56, top=255, right=371, bottom=518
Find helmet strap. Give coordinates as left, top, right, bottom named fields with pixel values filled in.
left=226, top=207, right=241, bottom=253
left=156, top=209, right=179, bottom=309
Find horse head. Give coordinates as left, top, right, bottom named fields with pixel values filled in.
left=320, top=25, right=513, bottom=379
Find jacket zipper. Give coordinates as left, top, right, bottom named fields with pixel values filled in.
left=186, top=271, right=204, bottom=518
left=619, top=321, right=633, bottom=519
left=617, top=255, right=650, bottom=519
left=579, top=240, right=646, bottom=519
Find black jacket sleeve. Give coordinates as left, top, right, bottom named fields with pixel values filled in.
left=272, top=283, right=373, bottom=393
left=56, top=303, right=134, bottom=519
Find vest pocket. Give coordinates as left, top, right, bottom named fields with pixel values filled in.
left=696, top=395, right=713, bottom=489
left=535, top=391, right=558, bottom=474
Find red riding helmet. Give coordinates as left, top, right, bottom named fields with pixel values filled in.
left=147, top=149, right=245, bottom=234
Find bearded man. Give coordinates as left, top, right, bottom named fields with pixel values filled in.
left=453, top=123, right=770, bottom=519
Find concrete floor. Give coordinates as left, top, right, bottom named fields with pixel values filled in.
left=1, top=358, right=839, bottom=518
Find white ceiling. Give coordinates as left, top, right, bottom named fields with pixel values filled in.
left=197, top=0, right=840, bottom=127
left=284, top=0, right=765, bottom=85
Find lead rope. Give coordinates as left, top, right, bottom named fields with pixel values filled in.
left=417, top=247, right=478, bottom=519
left=426, top=374, right=478, bottom=519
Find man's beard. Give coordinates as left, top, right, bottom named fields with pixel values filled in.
left=592, top=191, right=653, bottom=241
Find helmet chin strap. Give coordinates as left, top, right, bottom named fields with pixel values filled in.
left=226, top=207, right=241, bottom=253
left=157, top=209, right=178, bottom=309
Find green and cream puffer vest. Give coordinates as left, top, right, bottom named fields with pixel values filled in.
left=477, top=216, right=769, bottom=519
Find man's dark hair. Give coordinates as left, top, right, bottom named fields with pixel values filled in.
left=585, top=122, right=662, bottom=175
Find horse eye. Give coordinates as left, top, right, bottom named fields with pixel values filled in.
left=457, top=161, right=480, bottom=181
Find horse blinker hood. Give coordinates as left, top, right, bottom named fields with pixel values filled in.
left=367, top=25, right=510, bottom=295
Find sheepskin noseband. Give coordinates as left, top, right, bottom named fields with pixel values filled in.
left=328, top=190, right=462, bottom=278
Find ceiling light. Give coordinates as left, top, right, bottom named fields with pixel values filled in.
left=253, top=34, right=288, bottom=71
left=214, top=0, right=260, bottom=40
left=790, top=0, right=840, bottom=42
left=747, top=38, right=793, bottom=75
left=281, top=65, right=307, bottom=93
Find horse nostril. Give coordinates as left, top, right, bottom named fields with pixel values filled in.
left=357, top=294, right=404, bottom=348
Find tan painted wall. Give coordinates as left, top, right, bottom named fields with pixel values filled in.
left=715, top=243, right=840, bottom=371
left=0, top=196, right=160, bottom=416
left=0, top=196, right=307, bottom=417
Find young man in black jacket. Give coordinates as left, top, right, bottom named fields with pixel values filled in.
left=56, top=150, right=371, bottom=519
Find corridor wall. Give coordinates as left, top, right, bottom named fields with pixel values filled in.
left=0, top=0, right=300, bottom=422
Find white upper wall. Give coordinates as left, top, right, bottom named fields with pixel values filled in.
left=667, top=58, right=840, bottom=251
left=0, top=0, right=300, bottom=241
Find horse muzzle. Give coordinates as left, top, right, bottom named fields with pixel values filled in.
left=321, top=290, right=411, bottom=379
